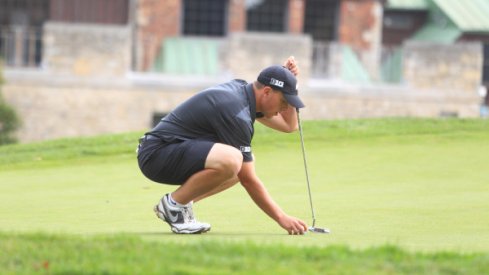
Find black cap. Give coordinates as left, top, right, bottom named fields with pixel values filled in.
left=257, top=65, right=305, bottom=108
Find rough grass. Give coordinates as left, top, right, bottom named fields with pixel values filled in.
left=2, top=232, right=489, bottom=275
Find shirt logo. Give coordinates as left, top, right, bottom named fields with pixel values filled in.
left=270, top=78, right=284, bottom=88
left=240, top=146, right=251, bottom=153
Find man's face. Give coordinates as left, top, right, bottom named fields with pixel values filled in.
left=261, top=87, right=289, bottom=118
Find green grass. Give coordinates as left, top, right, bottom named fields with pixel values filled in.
left=0, top=132, right=138, bottom=170
left=1, top=118, right=489, bottom=273
left=2, top=233, right=489, bottom=275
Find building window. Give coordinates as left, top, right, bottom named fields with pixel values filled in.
left=304, top=0, right=339, bottom=41
left=183, top=0, right=227, bottom=36
left=246, top=0, right=287, bottom=32
left=0, top=0, right=49, bottom=67
left=383, top=14, right=414, bottom=30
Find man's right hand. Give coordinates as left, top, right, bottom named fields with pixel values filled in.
left=284, top=56, right=299, bottom=76
left=277, top=214, right=308, bottom=235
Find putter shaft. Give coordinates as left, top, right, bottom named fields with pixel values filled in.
left=297, top=109, right=316, bottom=228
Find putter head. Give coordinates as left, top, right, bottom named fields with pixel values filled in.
left=308, top=226, right=330, bottom=234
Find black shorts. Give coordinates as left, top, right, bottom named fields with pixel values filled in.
left=137, top=135, right=215, bottom=185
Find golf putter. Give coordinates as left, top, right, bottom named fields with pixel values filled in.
left=297, top=108, right=330, bottom=234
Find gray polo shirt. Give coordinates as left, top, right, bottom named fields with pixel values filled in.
left=148, top=79, right=258, bottom=162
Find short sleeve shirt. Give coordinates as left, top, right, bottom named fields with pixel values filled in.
left=148, top=80, right=257, bottom=162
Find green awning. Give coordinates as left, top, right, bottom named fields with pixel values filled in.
left=341, top=46, right=371, bottom=84
left=433, top=0, right=489, bottom=33
left=153, top=37, right=220, bottom=76
left=411, top=23, right=461, bottom=44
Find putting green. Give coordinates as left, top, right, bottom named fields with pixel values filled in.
left=0, top=119, right=488, bottom=253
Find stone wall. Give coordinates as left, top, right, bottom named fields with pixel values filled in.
left=43, top=23, right=131, bottom=77
left=3, top=72, right=199, bottom=142
left=225, top=32, right=313, bottom=82
left=3, top=70, right=480, bottom=143
left=403, top=42, right=483, bottom=93
left=304, top=84, right=480, bottom=119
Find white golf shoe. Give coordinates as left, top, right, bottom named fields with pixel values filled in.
left=153, top=194, right=211, bottom=234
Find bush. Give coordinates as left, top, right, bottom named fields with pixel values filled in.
left=0, top=63, right=20, bottom=145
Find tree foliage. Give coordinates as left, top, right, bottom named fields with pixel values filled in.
left=0, top=63, right=20, bottom=145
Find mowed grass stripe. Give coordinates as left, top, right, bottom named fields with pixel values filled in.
left=0, top=118, right=488, bottom=253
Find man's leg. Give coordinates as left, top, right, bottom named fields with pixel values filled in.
left=193, top=176, right=239, bottom=203
left=172, top=143, right=242, bottom=205
left=153, top=143, right=242, bottom=234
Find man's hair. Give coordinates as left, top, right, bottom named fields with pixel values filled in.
left=254, top=80, right=265, bottom=89
left=254, top=81, right=280, bottom=92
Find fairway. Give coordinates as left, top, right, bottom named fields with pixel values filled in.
left=1, top=119, right=488, bottom=254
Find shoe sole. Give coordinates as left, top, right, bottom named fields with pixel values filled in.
left=171, top=227, right=211, bottom=234
left=153, top=205, right=211, bottom=234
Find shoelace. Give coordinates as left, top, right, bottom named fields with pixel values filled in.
left=182, top=206, right=195, bottom=223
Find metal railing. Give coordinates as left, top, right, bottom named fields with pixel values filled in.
left=0, top=25, right=405, bottom=84
left=0, top=26, right=43, bottom=67
left=311, top=42, right=332, bottom=78
left=311, top=41, right=403, bottom=84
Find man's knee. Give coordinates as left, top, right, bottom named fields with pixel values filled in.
left=206, top=144, right=243, bottom=177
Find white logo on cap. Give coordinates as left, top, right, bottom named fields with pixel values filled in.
left=270, top=78, right=284, bottom=88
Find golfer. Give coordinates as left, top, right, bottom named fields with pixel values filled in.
left=137, top=56, right=308, bottom=235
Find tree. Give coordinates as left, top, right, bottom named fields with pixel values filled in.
left=0, top=62, right=20, bottom=145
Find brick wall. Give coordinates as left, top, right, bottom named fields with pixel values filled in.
left=137, top=0, right=181, bottom=71
left=339, top=0, right=383, bottom=80
left=228, top=0, right=246, bottom=32
left=339, top=0, right=380, bottom=51
left=288, top=0, right=305, bottom=34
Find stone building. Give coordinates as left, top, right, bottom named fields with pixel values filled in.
left=0, top=0, right=486, bottom=142
left=382, top=0, right=489, bottom=105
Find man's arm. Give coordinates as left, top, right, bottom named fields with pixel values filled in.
left=256, top=106, right=298, bottom=132
left=257, top=56, right=300, bottom=133
left=238, top=161, right=308, bottom=234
